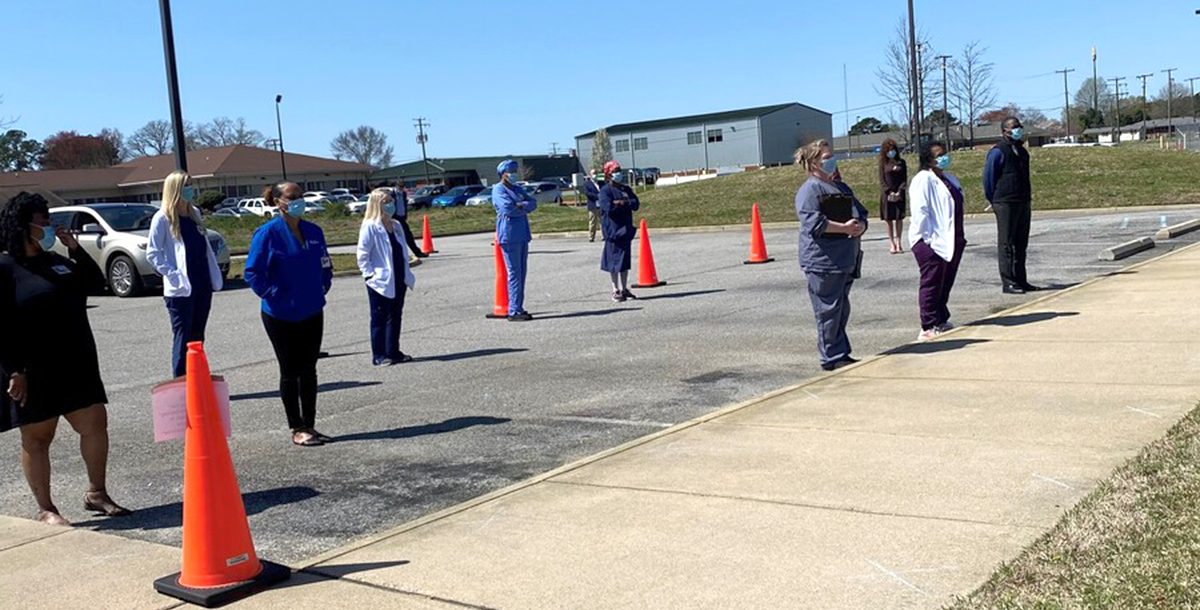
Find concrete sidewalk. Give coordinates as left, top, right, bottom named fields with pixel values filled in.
left=3, top=243, right=1198, bottom=609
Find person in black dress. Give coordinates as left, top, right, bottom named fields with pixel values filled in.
left=878, top=138, right=908, bottom=254
left=0, top=192, right=129, bottom=525
left=598, top=160, right=640, bottom=302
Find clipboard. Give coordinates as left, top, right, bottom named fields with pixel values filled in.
left=819, top=193, right=855, bottom=238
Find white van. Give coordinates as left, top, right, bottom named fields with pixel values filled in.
left=237, top=197, right=278, bottom=217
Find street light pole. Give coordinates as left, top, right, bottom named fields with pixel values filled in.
left=906, top=0, right=920, bottom=149
left=1186, top=77, right=1200, bottom=121
left=1055, top=68, right=1076, bottom=140
left=937, top=55, right=952, bottom=147
left=157, top=0, right=188, bottom=171
left=274, top=94, right=287, bottom=180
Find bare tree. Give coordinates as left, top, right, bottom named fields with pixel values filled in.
left=126, top=120, right=174, bottom=157
left=194, top=117, right=265, bottom=148
left=330, top=126, right=394, bottom=169
left=0, top=94, right=15, bottom=130
left=874, top=20, right=938, bottom=147
left=950, top=41, right=996, bottom=147
left=98, top=127, right=128, bottom=162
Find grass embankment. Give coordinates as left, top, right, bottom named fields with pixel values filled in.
left=227, top=253, right=358, bottom=279
left=212, top=147, right=1200, bottom=254
left=946, top=403, right=1200, bottom=610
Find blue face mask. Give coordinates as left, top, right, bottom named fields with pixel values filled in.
left=886, top=150, right=897, bottom=159
left=505, top=171, right=520, bottom=183
left=611, top=172, right=626, bottom=184
left=1010, top=127, right=1024, bottom=141
left=383, top=202, right=396, bottom=216
left=181, top=185, right=197, bottom=202
left=935, top=154, right=952, bottom=170
left=32, top=224, right=56, bottom=251
left=820, top=158, right=838, bottom=175
left=286, top=199, right=306, bottom=218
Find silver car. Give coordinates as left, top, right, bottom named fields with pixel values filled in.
left=48, top=203, right=231, bottom=298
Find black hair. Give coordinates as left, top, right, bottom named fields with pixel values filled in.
left=1002, top=116, right=1022, bottom=130
left=0, top=192, right=50, bottom=258
left=918, top=141, right=947, bottom=171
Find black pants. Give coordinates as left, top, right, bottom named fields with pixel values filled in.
left=262, top=311, right=323, bottom=431
left=396, top=215, right=422, bottom=255
left=992, top=201, right=1031, bottom=287
left=165, top=289, right=212, bottom=379
left=367, top=287, right=406, bottom=364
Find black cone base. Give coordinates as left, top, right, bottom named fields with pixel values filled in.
left=632, top=281, right=666, bottom=288
left=154, top=560, right=290, bottom=608
left=743, top=258, right=774, bottom=265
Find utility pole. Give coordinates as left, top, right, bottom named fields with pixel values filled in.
left=906, top=0, right=920, bottom=149
left=1056, top=68, right=1076, bottom=140
left=1186, top=77, right=1200, bottom=121
left=937, top=55, right=952, bottom=147
left=157, top=0, right=188, bottom=171
left=1136, top=73, right=1154, bottom=137
left=1108, top=77, right=1126, bottom=143
left=549, top=142, right=559, bottom=155
left=917, top=42, right=926, bottom=144
left=1091, top=47, right=1099, bottom=114
left=413, top=117, right=431, bottom=186
left=1163, top=68, right=1179, bottom=136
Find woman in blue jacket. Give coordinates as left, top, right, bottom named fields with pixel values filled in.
left=491, top=159, right=537, bottom=321
left=356, top=188, right=416, bottom=366
left=598, top=160, right=640, bottom=302
left=146, top=170, right=224, bottom=379
left=244, top=182, right=334, bottom=447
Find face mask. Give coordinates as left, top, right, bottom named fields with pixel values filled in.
left=32, top=224, right=56, bottom=251
left=286, top=199, right=306, bottom=217
left=383, top=202, right=396, bottom=216
left=611, top=172, right=626, bottom=184
left=886, top=150, right=897, bottom=159
left=820, top=158, right=838, bottom=175
left=935, top=155, right=952, bottom=170
left=181, top=186, right=197, bottom=202
left=505, top=171, right=519, bottom=183
left=1010, top=127, right=1024, bottom=141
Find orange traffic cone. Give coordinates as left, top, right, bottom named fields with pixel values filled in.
left=632, top=218, right=666, bottom=288
left=154, top=342, right=289, bottom=606
left=421, top=215, right=438, bottom=254
left=485, top=240, right=510, bottom=319
left=744, top=203, right=774, bottom=264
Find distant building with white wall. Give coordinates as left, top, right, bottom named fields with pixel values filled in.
left=574, top=103, right=831, bottom=175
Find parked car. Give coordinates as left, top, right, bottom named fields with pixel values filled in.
left=302, top=191, right=331, bottom=203
left=523, top=182, right=563, bottom=204
left=408, top=184, right=449, bottom=209
left=237, top=197, right=278, bottom=217
left=431, top=185, right=487, bottom=208
left=217, top=196, right=241, bottom=210
left=544, top=176, right=573, bottom=190
left=348, top=194, right=370, bottom=214
left=210, top=207, right=252, bottom=218
left=329, top=187, right=361, bottom=198
left=642, top=167, right=660, bottom=184
left=464, top=190, right=493, bottom=207
left=48, top=203, right=231, bottom=298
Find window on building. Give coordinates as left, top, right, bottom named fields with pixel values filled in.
left=707, top=129, right=723, bottom=143
left=614, top=139, right=630, bottom=153
left=687, top=131, right=702, bottom=145
left=633, top=137, right=648, bottom=151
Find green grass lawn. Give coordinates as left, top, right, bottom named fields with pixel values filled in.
left=227, top=252, right=360, bottom=279
left=212, top=147, right=1200, bottom=254
left=946, top=403, right=1200, bottom=610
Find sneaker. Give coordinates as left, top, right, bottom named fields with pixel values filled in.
left=621, top=289, right=638, bottom=300
left=935, top=321, right=955, bottom=333
left=409, top=256, right=422, bottom=267
left=507, top=312, right=534, bottom=322
left=373, top=358, right=394, bottom=367
left=612, top=290, right=625, bottom=302
left=917, top=329, right=940, bottom=342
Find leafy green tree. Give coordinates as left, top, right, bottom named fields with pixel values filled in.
left=0, top=129, right=43, bottom=171
left=590, top=129, right=612, bottom=173
left=850, top=117, right=885, bottom=135
left=196, top=190, right=226, bottom=212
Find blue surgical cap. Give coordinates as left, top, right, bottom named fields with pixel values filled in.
left=497, top=159, right=519, bottom=176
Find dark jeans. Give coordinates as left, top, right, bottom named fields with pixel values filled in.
left=992, top=201, right=1031, bottom=287
left=367, top=286, right=407, bottom=364
left=165, top=289, right=213, bottom=379
left=500, top=241, right=529, bottom=316
left=912, top=240, right=963, bottom=330
left=804, top=271, right=854, bottom=366
left=261, top=311, right=323, bottom=431
left=395, top=215, right=422, bottom=255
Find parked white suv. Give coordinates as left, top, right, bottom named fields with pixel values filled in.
left=48, top=203, right=231, bottom=298
left=237, top=197, right=278, bottom=217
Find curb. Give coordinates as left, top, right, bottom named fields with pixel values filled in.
left=296, top=239, right=1200, bottom=571
left=1155, top=218, right=1200, bottom=240
left=1099, top=237, right=1155, bottom=261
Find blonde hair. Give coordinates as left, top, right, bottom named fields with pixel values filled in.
left=161, top=170, right=201, bottom=239
left=794, top=139, right=831, bottom=172
left=363, top=188, right=394, bottom=225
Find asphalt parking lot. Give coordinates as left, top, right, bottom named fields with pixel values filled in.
left=0, top=205, right=1196, bottom=564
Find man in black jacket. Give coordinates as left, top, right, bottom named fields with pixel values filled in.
left=983, top=117, right=1039, bottom=294
left=389, top=184, right=427, bottom=259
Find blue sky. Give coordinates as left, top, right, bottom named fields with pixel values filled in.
left=3, top=0, right=1198, bottom=162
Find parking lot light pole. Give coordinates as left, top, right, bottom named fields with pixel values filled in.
left=275, top=94, right=287, bottom=179
left=157, top=0, right=187, bottom=171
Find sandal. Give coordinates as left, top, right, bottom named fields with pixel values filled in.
left=84, top=490, right=131, bottom=517
left=37, top=508, right=71, bottom=526
left=292, top=431, right=323, bottom=447
left=308, top=428, right=335, bottom=443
